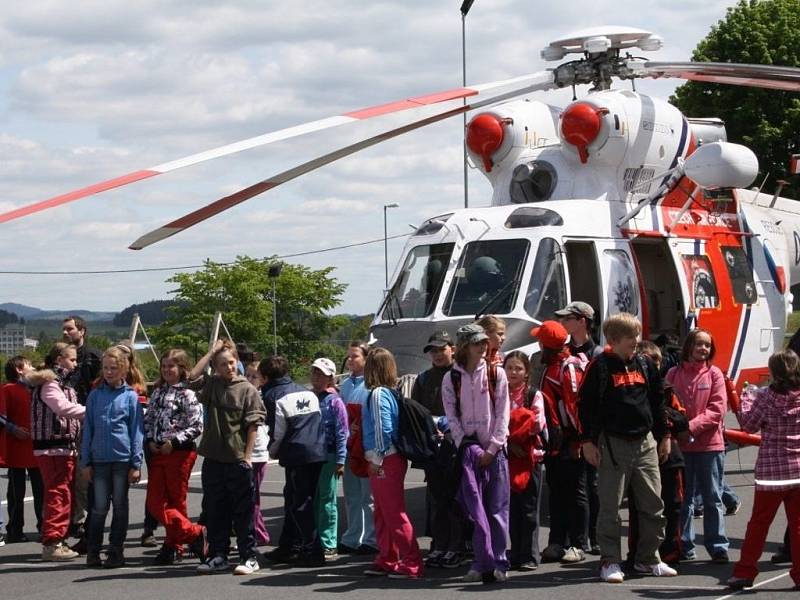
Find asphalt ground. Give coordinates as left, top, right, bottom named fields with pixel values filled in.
left=0, top=442, right=793, bottom=600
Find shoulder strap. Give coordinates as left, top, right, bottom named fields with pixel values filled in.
left=450, top=370, right=462, bottom=418
left=488, top=363, right=497, bottom=404
left=635, top=354, right=650, bottom=388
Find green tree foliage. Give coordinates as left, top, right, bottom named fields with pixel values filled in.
left=0, top=309, right=20, bottom=328
left=671, top=0, right=800, bottom=198
left=152, top=256, right=348, bottom=379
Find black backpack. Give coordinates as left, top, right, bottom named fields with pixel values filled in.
left=391, top=388, right=439, bottom=468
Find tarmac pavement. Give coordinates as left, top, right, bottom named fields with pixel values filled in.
left=0, top=441, right=794, bottom=600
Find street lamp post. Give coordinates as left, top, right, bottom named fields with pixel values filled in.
left=268, top=263, right=283, bottom=355
left=461, top=0, right=476, bottom=209
left=383, top=203, right=399, bottom=288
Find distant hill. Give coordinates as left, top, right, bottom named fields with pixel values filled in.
left=113, top=300, right=177, bottom=326
left=0, top=303, right=116, bottom=322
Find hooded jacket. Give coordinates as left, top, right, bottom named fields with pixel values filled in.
left=80, top=381, right=144, bottom=469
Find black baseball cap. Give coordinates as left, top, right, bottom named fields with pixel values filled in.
left=423, top=331, right=454, bottom=353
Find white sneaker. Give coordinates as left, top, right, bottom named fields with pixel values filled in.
left=600, top=562, right=625, bottom=583
left=634, top=561, right=677, bottom=577
left=463, top=569, right=482, bottom=582
left=561, top=547, right=586, bottom=563
left=493, top=569, right=508, bottom=582
left=233, top=556, right=261, bottom=575
left=197, top=555, right=230, bottom=574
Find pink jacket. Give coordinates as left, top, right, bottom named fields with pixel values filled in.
left=442, top=360, right=509, bottom=455
left=666, top=361, right=726, bottom=452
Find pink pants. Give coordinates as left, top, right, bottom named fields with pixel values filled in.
left=368, top=453, right=423, bottom=577
left=36, top=455, right=75, bottom=546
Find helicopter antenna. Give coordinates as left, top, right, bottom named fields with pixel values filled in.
left=756, top=171, right=771, bottom=196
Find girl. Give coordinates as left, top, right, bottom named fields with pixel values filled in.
left=476, top=315, right=506, bottom=367
left=29, top=343, right=85, bottom=561
left=81, top=346, right=144, bottom=568
left=339, top=341, right=377, bottom=554
left=504, top=351, right=546, bottom=571
left=727, top=350, right=800, bottom=590
left=666, top=329, right=730, bottom=563
left=244, top=361, right=270, bottom=548
left=2, top=356, right=43, bottom=543
left=361, top=347, right=423, bottom=579
left=145, top=349, right=205, bottom=565
left=310, top=357, right=348, bottom=560
left=442, top=323, right=510, bottom=583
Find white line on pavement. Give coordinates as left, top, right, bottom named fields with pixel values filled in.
left=714, top=571, right=791, bottom=600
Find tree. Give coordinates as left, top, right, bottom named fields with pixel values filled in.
left=152, top=256, right=348, bottom=379
left=671, top=0, right=800, bottom=198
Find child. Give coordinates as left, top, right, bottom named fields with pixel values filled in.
left=727, top=349, right=800, bottom=590
left=2, top=356, right=43, bottom=543
left=29, top=343, right=85, bottom=561
left=627, top=341, right=688, bottom=566
left=476, top=315, right=506, bottom=367
left=665, top=328, right=730, bottom=563
left=191, top=340, right=265, bottom=575
left=362, top=347, right=423, bottom=579
left=81, top=346, right=144, bottom=568
left=309, top=358, right=348, bottom=560
left=504, top=351, right=546, bottom=571
left=244, top=362, right=271, bottom=547
left=442, top=323, right=510, bottom=583
left=578, top=313, right=675, bottom=583
left=144, top=349, right=206, bottom=565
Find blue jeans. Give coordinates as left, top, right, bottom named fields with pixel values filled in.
left=682, top=452, right=729, bottom=556
left=87, top=462, right=130, bottom=552
left=340, top=463, right=376, bottom=549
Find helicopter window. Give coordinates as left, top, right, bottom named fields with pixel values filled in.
left=442, top=239, right=530, bottom=317
left=524, top=237, right=567, bottom=321
left=680, top=254, right=719, bottom=310
left=720, top=246, right=757, bottom=305
left=381, top=243, right=454, bottom=320
left=505, top=206, right=563, bottom=228
left=509, top=161, right=557, bottom=204
left=414, top=213, right=454, bottom=236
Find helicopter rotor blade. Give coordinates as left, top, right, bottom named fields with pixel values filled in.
left=129, top=71, right=555, bottom=250
left=0, top=74, right=550, bottom=226
left=642, top=61, right=800, bottom=92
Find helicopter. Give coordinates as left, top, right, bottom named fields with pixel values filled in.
left=2, top=25, right=800, bottom=390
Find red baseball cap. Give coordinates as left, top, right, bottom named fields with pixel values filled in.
left=530, top=320, right=568, bottom=350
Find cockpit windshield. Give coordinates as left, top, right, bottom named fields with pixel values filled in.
left=443, top=239, right=530, bottom=316
left=381, top=243, right=454, bottom=320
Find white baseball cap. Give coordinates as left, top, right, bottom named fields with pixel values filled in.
left=311, top=357, right=336, bottom=377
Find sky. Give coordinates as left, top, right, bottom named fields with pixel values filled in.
left=0, top=0, right=739, bottom=316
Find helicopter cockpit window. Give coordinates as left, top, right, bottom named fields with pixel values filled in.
left=413, top=214, right=453, bottom=236
left=381, top=243, right=454, bottom=320
left=505, top=207, right=563, bottom=229
left=442, top=239, right=530, bottom=317
left=509, top=160, right=558, bottom=204
left=721, top=246, right=757, bottom=305
left=524, top=237, right=567, bottom=321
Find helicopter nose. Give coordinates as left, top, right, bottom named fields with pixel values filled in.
left=466, top=113, right=509, bottom=172
left=560, top=102, right=607, bottom=163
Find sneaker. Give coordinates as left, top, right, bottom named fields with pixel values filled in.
left=233, top=556, right=261, bottom=575
left=600, top=562, right=625, bottom=584
left=338, top=543, right=358, bottom=554
left=0, top=533, right=5, bottom=546
left=153, top=545, right=176, bottom=566
left=86, top=552, right=103, bottom=568
left=711, top=550, right=730, bottom=564
left=42, top=542, right=79, bottom=562
left=439, top=551, right=464, bottom=569
left=541, top=543, right=565, bottom=562
left=634, top=562, right=678, bottom=577
left=725, top=501, right=742, bottom=516
left=493, top=569, right=508, bottom=582
left=726, top=576, right=754, bottom=590
left=463, top=569, right=482, bottom=582
left=197, top=555, right=230, bottom=574
left=518, top=561, right=538, bottom=571
left=771, top=549, right=792, bottom=565
left=424, top=550, right=444, bottom=568
left=103, top=549, right=125, bottom=569
left=140, top=531, right=158, bottom=547
left=680, top=551, right=696, bottom=561
left=363, top=565, right=388, bottom=576
left=5, top=532, right=29, bottom=544
left=323, top=548, right=339, bottom=561
left=589, top=544, right=601, bottom=556
left=264, top=547, right=298, bottom=563
left=69, top=538, right=87, bottom=555
left=189, top=528, right=208, bottom=562
left=561, top=547, right=586, bottom=563
left=356, top=544, right=379, bottom=555
left=693, top=507, right=704, bottom=518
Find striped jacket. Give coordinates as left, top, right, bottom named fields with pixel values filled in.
left=29, top=368, right=84, bottom=455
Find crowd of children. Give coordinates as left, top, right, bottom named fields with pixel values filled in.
left=0, top=311, right=798, bottom=591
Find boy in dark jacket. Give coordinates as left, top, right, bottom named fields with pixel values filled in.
left=578, top=313, right=675, bottom=583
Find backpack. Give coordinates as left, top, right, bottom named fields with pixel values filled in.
left=345, top=403, right=370, bottom=478
left=391, top=388, right=440, bottom=468
left=542, top=355, right=586, bottom=431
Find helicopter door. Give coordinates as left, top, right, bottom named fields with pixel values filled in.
left=630, top=238, right=687, bottom=341
left=594, top=240, right=642, bottom=322
left=564, top=241, right=603, bottom=325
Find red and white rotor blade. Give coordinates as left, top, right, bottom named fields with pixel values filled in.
left=0, top=72, right=551, bottom=226
left=643, top=61, right=800, bottom=92
left=129, top=71, right=555, bottom=250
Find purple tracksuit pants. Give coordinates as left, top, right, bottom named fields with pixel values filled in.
left=457, top=444, right=510, bottom=573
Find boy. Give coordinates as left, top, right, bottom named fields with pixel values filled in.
left=578, top=313, right=675, bottom=583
